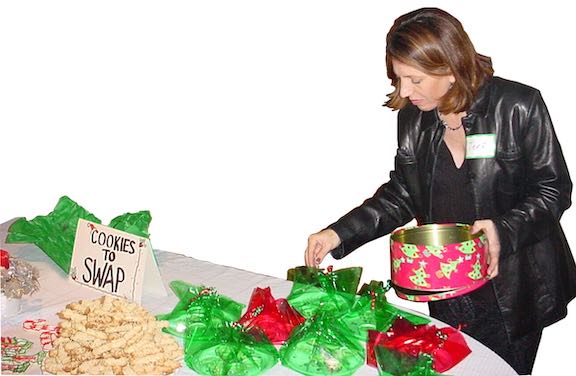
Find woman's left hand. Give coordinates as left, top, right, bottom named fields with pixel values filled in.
left=470, top=219, right=500, bottom=279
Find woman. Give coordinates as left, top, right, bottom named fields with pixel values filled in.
left=304, top=7, right=576, bottom=375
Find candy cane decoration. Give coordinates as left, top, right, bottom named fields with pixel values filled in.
left=22, top=319, right=60, bottom=350
left=1, top=336, right=45, bottom=374
left=1, top=337, right=32, bottom=355
left=187, top=287, right=215, bottom=305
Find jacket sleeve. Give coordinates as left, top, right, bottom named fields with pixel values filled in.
left=493, top=90, right=572, bottom=259
left=328, top=111, right=418, bottom=259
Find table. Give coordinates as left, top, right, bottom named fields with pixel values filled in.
left=0, top=219, right=517, bottom=375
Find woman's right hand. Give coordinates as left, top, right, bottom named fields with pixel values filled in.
left=304, top=229, right=341, bottom=267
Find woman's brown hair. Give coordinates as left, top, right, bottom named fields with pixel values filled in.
left=385, top=8, right=494, bottom=113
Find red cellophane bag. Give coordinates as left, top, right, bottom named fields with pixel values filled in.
left=367, top=316, right=471, bottom=373
left=237, top=287, right=305, bottom=345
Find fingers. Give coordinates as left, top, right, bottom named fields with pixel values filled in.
left=488, top=263, right=499, bottom=279
left=470, top=220, right=500, bottom=279
left=305, top=241, right=323, bottom=267
left=304, top=229, right=341, bottom=267
left=469, top=222, right=482, bottom=236
left=485, top=228, right=500, bottom=279
left=487, top=246, right=500, bottom=278
left=307, top=241, right=330, bottom=268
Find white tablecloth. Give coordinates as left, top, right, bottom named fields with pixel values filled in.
left=0, top=219, right=517, bottom=375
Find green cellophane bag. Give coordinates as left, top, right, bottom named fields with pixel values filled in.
left=184, top=323, right=278, bottom=376
left=375, top=346, right=441, bottom=376
left=286, top=266, right=362, bottom=318
left=280, top=311, right=365, bottom=376
left=108, top=210, right=151, bottom=238
left=341, top=280, right=431, bottom=343
left=156, top=281, right=245, bottom=338
left=5, top=196, right=151, bottom=273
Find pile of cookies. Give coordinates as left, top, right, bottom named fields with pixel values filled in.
left=43, top=295, right=182, bottom=375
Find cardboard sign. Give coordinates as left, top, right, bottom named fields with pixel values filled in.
left=69, top=219, right=166, bottom=302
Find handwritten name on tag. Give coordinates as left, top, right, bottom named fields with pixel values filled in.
left=466, top=134, right=496, bottom=159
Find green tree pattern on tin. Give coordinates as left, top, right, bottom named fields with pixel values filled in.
left=425, top=245, right=444, bottom=258
left=401, top=244, right=420, bottom=259
left=438, top=258, right=463, bottom=279
left=409, top=265, right=431, bottom=288
left=457, top=240, right=476, bottom=255
left=468, top=259, right=484, bottom=280
left=392, top=258, right=403, bottom=273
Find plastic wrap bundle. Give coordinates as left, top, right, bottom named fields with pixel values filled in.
left=373, top=346, right=440, bottom=376
left=156, top=281, right=245, bottom=338
left=184, top=323, right=278, bottom=376
left=367, top=316, right=471, bottom=373
left=236, top=287, right=305, bottom=344
left=6, top=196, right=151, bottom=273
left=286, top=266, right=362, bottom=318
left=279, top=311, right=365, bottom=376
left=340, top=281, right=431, bottom=343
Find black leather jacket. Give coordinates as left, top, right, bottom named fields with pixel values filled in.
left=329, top=76, right=576, bottom=339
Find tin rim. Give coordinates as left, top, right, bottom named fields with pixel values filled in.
left=391, top=223, right=483, bottom=246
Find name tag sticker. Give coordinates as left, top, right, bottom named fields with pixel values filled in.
left=466, top=134, right=496, bottom=159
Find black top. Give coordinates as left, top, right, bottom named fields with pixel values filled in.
left=430, top=140, right=475, bottom=225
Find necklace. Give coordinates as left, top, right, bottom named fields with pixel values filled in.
left=439, top=116, right=463, bottom=131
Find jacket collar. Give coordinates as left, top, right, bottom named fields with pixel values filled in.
left=466, top=77, right=493, bottom=119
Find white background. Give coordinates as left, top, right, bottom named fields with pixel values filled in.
left=1, top=1, right=573, bottom=374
